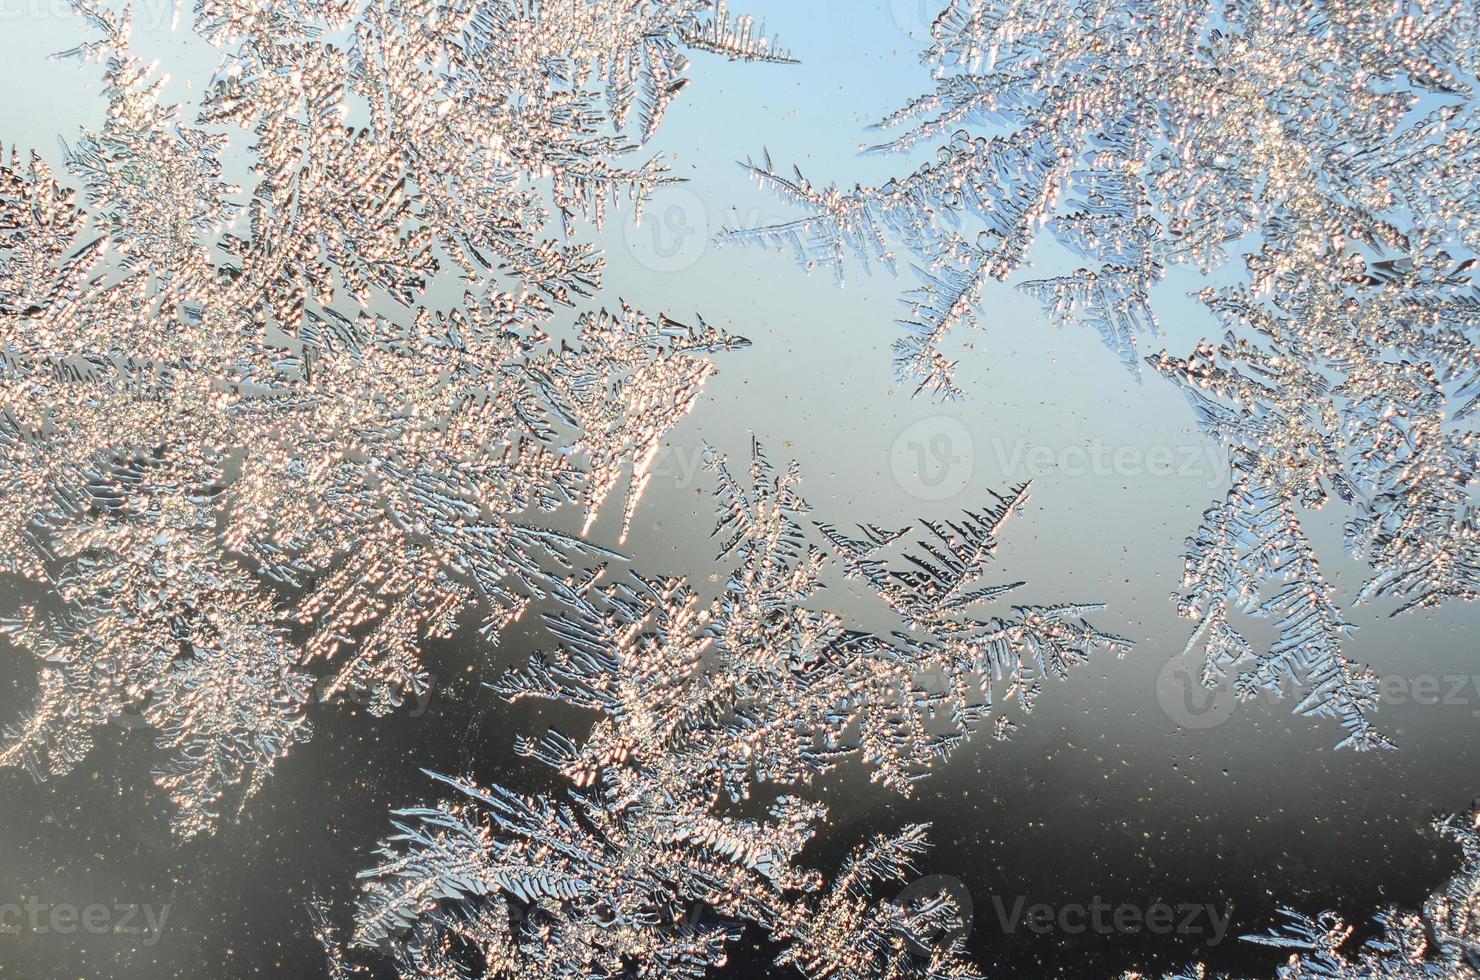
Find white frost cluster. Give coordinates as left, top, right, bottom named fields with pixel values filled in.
left=346, top=442, right=1128, bottom=978
left=0, top=0, right=782, bottom=836
left=730, top=0, right=1480, bottom=748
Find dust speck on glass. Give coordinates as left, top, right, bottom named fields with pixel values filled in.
left=0, top=1, right=1476, bottom=978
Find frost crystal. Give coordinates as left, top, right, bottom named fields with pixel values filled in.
left=1128, top=809, right=1480, bottom=979
left=348, top=442, right=1129, bottom=978
left=729, top=0, right=1480, bottom=747
left=0, top=0, right=779, bottom=835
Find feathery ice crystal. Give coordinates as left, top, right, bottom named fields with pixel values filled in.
left=727, top=0, right=1480, bottom=749
left=343, top=442, right=1129, bottom=978
left=0, top=0, right=791, bottom=836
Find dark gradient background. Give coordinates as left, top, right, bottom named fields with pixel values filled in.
left=0, top=3, right=1476, bottom=978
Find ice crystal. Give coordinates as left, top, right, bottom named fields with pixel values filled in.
left=0, top=0, right=782, bottom=835
left=346, top=442, right=1128, bottom=978
left=728, top=0, right=1480, bottom=748
left=1128, top=808, right=1480, bottom=979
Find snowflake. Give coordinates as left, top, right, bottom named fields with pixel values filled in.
left=0, top=0, right=784, bottom=835
left=727, top=0, right=1480, bottom=748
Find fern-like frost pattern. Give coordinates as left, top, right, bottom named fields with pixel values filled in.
left=729, top=0, right=1480, bottom=747
left=346, top=442, right=1129, bottom=978
left=0, top=0, right=785, bottom=835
